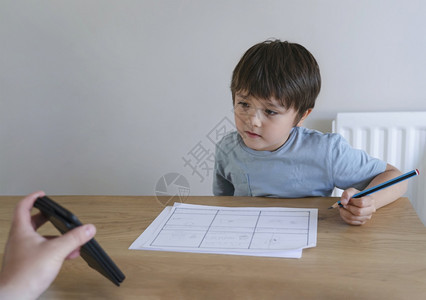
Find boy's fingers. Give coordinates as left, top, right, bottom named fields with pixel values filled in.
left=340, top=188, right=359, bottom=205
left=340, top=200, right=376, bottom=218
left=347, top=197, right=376, bottom=212
left=339, top=208, right=371, bottom=225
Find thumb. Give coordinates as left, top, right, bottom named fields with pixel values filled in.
left=49, top=224, right=96, bottom=260
left=340, top=188, right=359, bottom=205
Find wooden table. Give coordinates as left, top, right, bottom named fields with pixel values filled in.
left=1, top=196, right=426, bottom=299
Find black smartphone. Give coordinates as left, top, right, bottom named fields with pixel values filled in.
left=34, top=196, right=125, bottom=286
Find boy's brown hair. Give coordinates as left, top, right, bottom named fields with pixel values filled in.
left=231, top=40, right=321, bottom=123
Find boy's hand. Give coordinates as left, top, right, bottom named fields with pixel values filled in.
left=339, top=188, right=377, bottom=225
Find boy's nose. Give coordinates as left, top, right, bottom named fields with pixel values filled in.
left=249, top=109, right=262, bottom=127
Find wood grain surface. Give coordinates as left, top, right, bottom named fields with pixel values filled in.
left=1, top=196, right=425, bottom=299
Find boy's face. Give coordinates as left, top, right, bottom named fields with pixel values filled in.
left=233, top=92, right=308, bottom=151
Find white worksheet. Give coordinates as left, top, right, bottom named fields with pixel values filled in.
left=129, top=203, right=317, bottom=258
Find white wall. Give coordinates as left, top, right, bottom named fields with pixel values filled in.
left=1, top=0, right=425, bottom=196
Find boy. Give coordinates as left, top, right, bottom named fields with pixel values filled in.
left=213, top=39, right=406, bottom=225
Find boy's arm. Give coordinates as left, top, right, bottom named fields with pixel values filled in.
left=339, top=164, right=407, bottom=225
left=213, top=170, right=235, bottom=196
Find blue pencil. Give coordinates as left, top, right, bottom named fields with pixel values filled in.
left=328, top=169, right=420, bottom=209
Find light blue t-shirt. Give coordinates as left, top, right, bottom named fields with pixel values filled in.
left=213, top=127, right=387, bottom=197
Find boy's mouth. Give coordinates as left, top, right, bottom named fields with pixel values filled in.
left=245, top=131, right=261, bottom=138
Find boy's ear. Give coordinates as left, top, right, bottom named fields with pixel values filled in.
left=296, top=109, right=313, bottom=127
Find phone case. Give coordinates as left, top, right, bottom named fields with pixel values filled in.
left=34, top=196, right=125, bottom=286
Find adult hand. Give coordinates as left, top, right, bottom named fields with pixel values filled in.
left=0, top=191, right=96, bottom=299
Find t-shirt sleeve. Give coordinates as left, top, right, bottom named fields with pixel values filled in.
left=212, top=143, right=235, bottom=196
left=330, top=134, right=387, bottom=191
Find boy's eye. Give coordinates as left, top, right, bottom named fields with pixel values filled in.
left=237, top=101, right=250, bottom=108
left=265, top=109, right=278, bottom=116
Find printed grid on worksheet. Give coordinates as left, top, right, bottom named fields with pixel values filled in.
left=150, top=208, right=312, bottom=250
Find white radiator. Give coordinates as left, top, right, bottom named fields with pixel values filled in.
left=332, top=112, right=426, bottom=225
